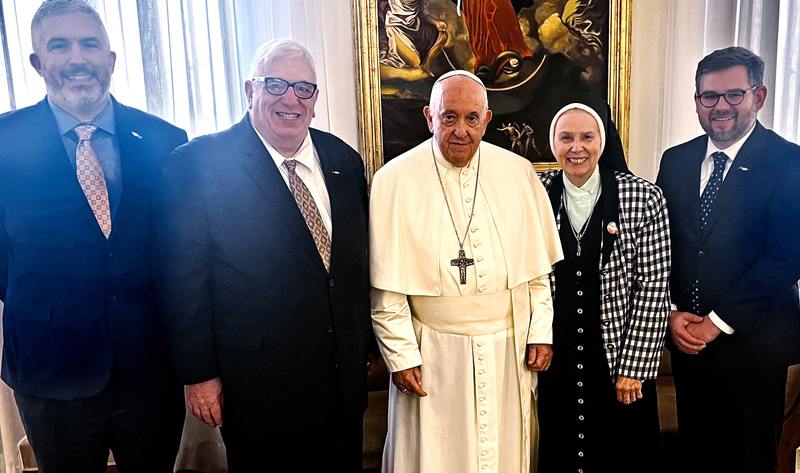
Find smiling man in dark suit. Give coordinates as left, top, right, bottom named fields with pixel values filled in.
left=154, top=38, right=371, bottom=472
left=0, top=1, right=187, bottom=472
left=657, top=46, right=800, bottom=473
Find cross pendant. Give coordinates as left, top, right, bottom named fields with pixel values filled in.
left=450, top=248, right=475, bottom=285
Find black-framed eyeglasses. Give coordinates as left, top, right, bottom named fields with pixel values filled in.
left=252, top=76, right=317, bottom=99
left=696, top=85, right=758, bottom=108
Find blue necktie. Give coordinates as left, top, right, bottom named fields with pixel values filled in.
left=690, top=151, right=728, bottom=313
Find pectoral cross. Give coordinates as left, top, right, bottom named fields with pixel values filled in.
left=450, top=248, right=475, bottom=285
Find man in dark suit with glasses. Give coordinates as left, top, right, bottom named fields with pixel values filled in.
left=657, top=46, right=800, bottom=473
left=154, top=38, right=371, bottom=472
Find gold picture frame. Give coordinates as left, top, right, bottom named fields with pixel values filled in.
left=353, top=0, right=632, bottom=179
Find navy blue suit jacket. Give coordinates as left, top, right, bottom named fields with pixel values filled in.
left=656, top=122, right=800, bottom=369
left=0, top=98, right=188, bottom=399
left=154, top=116, right=370, bottom=428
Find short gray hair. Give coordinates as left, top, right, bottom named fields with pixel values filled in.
left=31, top=0, right=106, bottom=50
left=248, top=38, right=316, bottom=80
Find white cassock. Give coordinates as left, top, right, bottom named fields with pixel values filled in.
left=370, top=139, right=563, bottom=473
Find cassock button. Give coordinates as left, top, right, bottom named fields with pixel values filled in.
left=328, top=278, right=335, bottom=287
left=576, top=271, right=582, bottom=277
left=577, top=345, right=584, bottom=351
left=577, top=364, right=583, bottom=370
left=578, top=415, right=585, bottom=421
left=327, top=327, right=334, bottom=334
left=578, top=451, right=584, bottom=457
left=578, top=433, right=585, bottom=439
left=578, top=398, right=584, bottom=404
left=577, top=308, right=583, bottom=314
left=697, top=250, right=705, bottom=258
left=577, top=381, right=583, bottom=387
left=577, top=328, right=584, bottom=334
left=577, top=290, right=583, bottom=296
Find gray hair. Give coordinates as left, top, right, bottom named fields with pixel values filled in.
left=31, top=0, right=106, bottom=50
left=248, top=38, right=317, bottom=80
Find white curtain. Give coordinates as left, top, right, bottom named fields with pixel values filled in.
left=0, top=0, right=358, bottom=146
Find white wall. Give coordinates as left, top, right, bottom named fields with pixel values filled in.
left=628, top=0, right=706, bottom=181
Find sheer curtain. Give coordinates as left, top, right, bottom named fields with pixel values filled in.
left=0, top=0, right=358, bottom=145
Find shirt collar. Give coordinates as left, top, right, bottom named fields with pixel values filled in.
left=562, top=164, right=601, bottom=198
left=431, top=139, right=480, bottom=173
left=47, top=95, right=115, bottom=137
left=704, top=121, right=756, bottom=162
left=252, top=123, right=315, bottom=173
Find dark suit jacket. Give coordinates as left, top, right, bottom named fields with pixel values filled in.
left=154, top=115, right=370, bottom=429
left=0, top=97, right=188, bottom=399
left=656, top=122, right=800, bottom=369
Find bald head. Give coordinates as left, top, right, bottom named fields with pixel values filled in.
left=424, top=73, right=492, bottom=167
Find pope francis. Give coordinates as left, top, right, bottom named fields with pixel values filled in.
left=370, top=70, right=563, bottom=473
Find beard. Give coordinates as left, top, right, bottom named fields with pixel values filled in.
left=44, top=64, right=111, bottom=117
left=700, top=105, right=758, bottom=146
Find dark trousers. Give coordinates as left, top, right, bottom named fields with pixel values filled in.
left=221, top=403, right=363, bottom=473
left=672, top=351, right=787, bottom=473
left=15, top=372, right=184, bottom=473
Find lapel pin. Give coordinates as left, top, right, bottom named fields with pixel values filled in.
left=738, top=166, right=749, bottom=172
left=332, top=170, right=341, bottom=175
left=131, top=131, right=143, bottom=139
left=606, top=221, right=619, bottom=235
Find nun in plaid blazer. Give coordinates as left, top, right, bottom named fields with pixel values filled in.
left=535, top=100, right=671, bottom=472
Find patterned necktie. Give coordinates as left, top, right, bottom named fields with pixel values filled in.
left=699, top=151, right=728, bottom=229
left=283, top=159, right=331, bottom=270
left=75, top=124, right=112, bottom=238
left=690, top=151, right=728, bottom=313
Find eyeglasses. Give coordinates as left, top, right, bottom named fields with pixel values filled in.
left=252, top=76, right=317, bottom=99
left=696, top=86, right=758, bottom=108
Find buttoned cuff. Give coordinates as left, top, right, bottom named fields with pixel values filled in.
left=670, top=303, right=677, bottom=311
left=708, top=311, right=735, bottom=334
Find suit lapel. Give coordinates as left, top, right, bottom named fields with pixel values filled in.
left=311, top=130, right=344, bottom=271
left=34, top=99, right=109, bottom=240
left=684, top=138, right=706, bottom=241
left=599, top=167, right=620, bottom=268
left=702, top=124, right=763, bottom=237
left=237, top=116, right=326, bottom=272
left=112, top=100, right=147, bottom=232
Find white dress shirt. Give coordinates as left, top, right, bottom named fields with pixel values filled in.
left=254, top=129, right=333, bottom=238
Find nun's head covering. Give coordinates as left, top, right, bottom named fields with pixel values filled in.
left=548, top=98, right=630, bottom=174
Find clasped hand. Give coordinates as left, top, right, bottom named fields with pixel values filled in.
left=669, top=311, right=721, bottom=355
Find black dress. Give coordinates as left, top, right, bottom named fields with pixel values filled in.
left=537, top=200, right=660, bottom=473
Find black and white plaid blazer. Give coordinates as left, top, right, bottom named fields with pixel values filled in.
left=540, top=167, right=671, bottom=380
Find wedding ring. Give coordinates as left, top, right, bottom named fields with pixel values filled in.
left=401, top=388, right=409, bottom=394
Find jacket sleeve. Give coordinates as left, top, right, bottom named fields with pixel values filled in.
left=713, top=156, right=800, bottom=333
left=153, top=144, right=218, bottom=385
left=618, top=186, right=671, bottom=380
left=0, top=204, right=7, bottom=302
